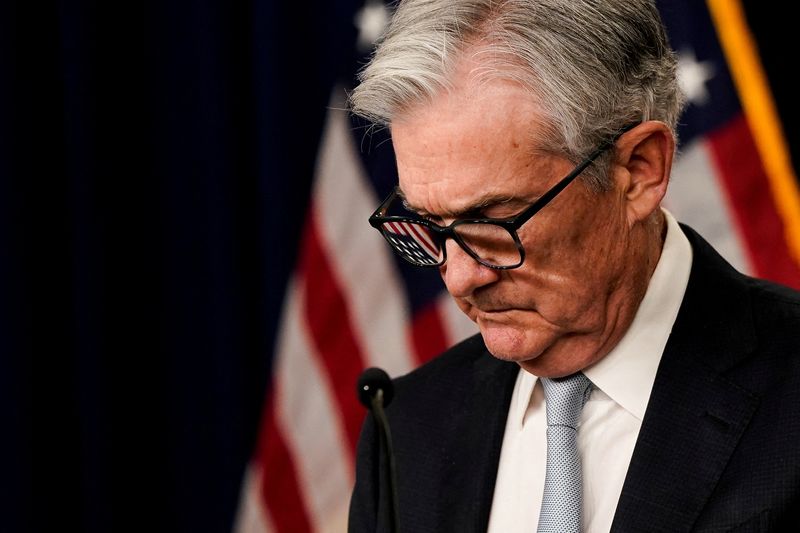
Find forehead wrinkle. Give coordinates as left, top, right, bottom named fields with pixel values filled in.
left=392, top=70, right=564, bottom=220
left=397, top=186, right=518, bottom=217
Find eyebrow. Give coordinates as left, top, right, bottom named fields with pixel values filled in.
left=396, top=187, right=522, bottom=219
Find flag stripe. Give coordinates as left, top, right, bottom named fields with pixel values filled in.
left=300, top=214, right=368, bottom=449
left=706, top=115, right=800, bottom=286
left=406, top=222, right=440, bottom=258
left=707, top=0, right=800, bottom=267
left=437, top=291, right=480, bottom=346
left=234, top=464, right=276, bottom=533
left=313, top=100, right=416, bottom=378
left=665, top=136, right=753, bottom=275
left=410, top=302, right=450, bottom=364
left=272, top=275, right=354, bottom=531
left=257, top=394, right=313, bottom=532
left=387, top=221, right=404, bottom=235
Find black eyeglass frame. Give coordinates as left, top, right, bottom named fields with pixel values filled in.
left=369, top=125, right=635, bottom=270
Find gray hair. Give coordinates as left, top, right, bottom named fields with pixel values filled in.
left=349, top=0, right=685, bottom=189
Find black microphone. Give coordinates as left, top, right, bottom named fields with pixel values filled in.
left=357, top=367, right=395, bottom=408
left=357, top=367, right=400, bottom=533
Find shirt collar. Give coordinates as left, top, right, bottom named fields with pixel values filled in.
left=514, top=209, right=693, bottom=426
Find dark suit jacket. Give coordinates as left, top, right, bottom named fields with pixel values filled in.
left=349, top=226, right=800, bottom=532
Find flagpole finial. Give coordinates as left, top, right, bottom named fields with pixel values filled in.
left=355, top=0, right=390, bottom=53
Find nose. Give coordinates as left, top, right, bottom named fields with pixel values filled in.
left=439, top=239, right=501, bottom=298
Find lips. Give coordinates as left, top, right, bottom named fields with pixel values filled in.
left=474, top=306, right=534, bottom=323
left=469, top=298, right=531, bottom=313
left=457, top=296, right=536, bottom=323
left=478, top=307, right=514, bottom=313
left=467, top=296, right=511, bottom=311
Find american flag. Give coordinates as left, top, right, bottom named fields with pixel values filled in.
left=234, top=1, right=800, bottom=531
left=660, top=0, right=800, bottom=284
left=381, top=221, right=443, bottom=266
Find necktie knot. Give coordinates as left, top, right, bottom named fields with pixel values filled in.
left=541, top=373, right=592, bottom=430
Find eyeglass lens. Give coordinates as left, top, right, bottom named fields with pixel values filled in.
left=379, top=220, right=521, bottom=267
left=380, top=221, right=443, bottom=266
left=454, top=222, right=521, bottom=266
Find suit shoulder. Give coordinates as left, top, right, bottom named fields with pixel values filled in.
left=394, top=333, right=488, bottom=390
left=747, top=277, right=800, bottom=327
left=743, top=278, right=800, bottom=368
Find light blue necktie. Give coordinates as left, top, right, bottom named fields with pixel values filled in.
left=537, top=373, right=593, bottom=533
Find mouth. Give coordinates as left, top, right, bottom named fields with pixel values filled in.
left=458, top=297, right=536, bottom=323
left=473, top=306, right=531, bottom=324
left=469, top=299, right=529, bottom=313
left=478, top=307, right=515, bottom=314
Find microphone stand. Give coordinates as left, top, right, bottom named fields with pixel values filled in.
left=370, top=388, right=400, bottom=533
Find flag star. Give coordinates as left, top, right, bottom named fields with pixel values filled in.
left=354, top=0, right=390, bottom=52
left=678, top=48, right=716, bottom=106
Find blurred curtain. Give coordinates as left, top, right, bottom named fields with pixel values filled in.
left=2, top=1, right=359, bottom=531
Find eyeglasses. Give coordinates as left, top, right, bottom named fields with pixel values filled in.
left=368, top=127, right=632, bottom=269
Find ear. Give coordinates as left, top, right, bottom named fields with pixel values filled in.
left=611, top=121, right=674, bottom=225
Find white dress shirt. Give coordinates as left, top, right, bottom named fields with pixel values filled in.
left=486, top=210, right=693, bottom=533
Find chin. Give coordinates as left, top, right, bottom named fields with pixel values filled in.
left=478, top=319, right=554, bottom=364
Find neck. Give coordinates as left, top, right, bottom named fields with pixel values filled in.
left=519, top=209, right=667, bottom=378
left=594, top=210, right=668, bottom=362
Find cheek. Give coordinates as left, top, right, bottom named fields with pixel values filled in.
left=518, top=207, right=626, bottom=290
left=517, top=216, right=587, bottom=273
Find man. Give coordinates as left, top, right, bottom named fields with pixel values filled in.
left=348, top=1, right=800, bottom=532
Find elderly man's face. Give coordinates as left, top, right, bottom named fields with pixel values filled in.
left=391, top=77, right=650, bottom=377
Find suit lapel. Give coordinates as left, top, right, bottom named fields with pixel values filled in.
left=611, top=227, right=760, bottom=532
left=472, top=354, right=519, bottom=532
left=443, top=344, right=518, bottom=533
